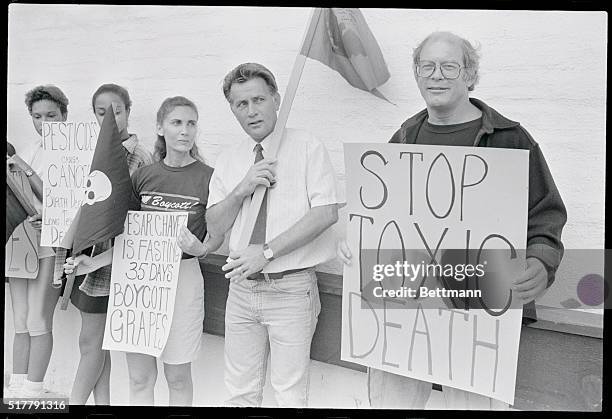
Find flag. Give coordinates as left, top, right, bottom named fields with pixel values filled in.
left=303, top=8, right=391, bottom=101
left=68, top=106, right=133, bottom=254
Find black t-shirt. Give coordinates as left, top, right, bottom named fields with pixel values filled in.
left=416, top=117, right=483, bottom=146
left=130, top=159, right=214, bottom=243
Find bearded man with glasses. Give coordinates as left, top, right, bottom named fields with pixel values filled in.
left=337, top=31, right=567, bottom=410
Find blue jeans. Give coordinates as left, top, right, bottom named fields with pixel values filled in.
left=224, top=269, right=321, bottom=407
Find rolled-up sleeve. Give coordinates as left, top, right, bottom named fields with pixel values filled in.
left=206, top=153, right=228, bottom=209
left=305, top=135, right=339, bottom=208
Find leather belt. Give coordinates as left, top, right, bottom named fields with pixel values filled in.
left=247, top=267, right=312, bottom=281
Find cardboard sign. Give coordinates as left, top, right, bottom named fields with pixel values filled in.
left=5, top=222, right=39, bottom=279
left=40, top=121, right=99, bottom=246
left=102, top=211, right=188, bottom=357
left=341, top=143, right=529, bottom=404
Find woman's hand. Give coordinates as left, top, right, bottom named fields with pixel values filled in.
left=63, top=255, right=94, bottom=276
left=28, top=213, right=43, bottom=231
left=177, top=225, right=206, bottom=257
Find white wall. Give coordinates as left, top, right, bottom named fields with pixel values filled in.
left=7, top=6, right=606, bottom=312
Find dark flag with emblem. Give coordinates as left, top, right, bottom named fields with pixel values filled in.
left=66, top=106, right=133, bottom=254
left=57, top=107, right=133, bottom=308
left=303, top=8, right=391, bottom=101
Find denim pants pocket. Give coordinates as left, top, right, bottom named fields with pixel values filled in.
left=269, top=270, right=315, bottom=293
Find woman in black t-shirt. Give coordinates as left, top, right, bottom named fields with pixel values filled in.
left=64, top=96, right=223, bottom=406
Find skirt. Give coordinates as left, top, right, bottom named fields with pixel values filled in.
left=159, top=257, right=205, bottom=364
left=70, top=273, right=109, bottom=313
left=67, top=246, right=108, bottom=313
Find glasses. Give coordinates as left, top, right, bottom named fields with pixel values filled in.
left=416, top=61, right=464, bottom=80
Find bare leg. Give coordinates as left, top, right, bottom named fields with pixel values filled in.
left=92, top=350, right=111, bottom=405
left=70, top=312, right=107, bottom=404
left=163, top=363, right=193, bottom=406
left=126, top=353, right=157, bottom=406
left=25, top=257, right=60, bottom=382
left=9, top=276, right=30, bottom=374
left=26, top=334, right=54, bottom=382
left=11, top=333, right=30, bottom=374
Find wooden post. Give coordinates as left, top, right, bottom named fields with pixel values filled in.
left=235, top=7, right=324, bottom=249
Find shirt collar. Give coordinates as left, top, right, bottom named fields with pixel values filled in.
left=245, top=132, right=273, bottom=156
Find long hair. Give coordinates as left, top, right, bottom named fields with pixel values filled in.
left=153, top=96, right=202, bottom=162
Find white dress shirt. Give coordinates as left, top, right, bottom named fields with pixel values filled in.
left=208, top=128, right=339, bottom=273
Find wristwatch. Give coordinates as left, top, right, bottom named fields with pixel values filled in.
left=24, top=169, right=34, bottom=177
left=263, top=243, right=275, bottom=261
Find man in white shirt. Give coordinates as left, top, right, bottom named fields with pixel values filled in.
left=206, top=62, right=340, bottom=407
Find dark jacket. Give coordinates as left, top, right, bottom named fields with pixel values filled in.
left=389, top=97, right=567, bottom=322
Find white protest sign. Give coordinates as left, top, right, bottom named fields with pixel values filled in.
left=5, top=222, right=39, bottom=279
left=102, top=210, right=189, bottom=357
left=341, top=143, right=529, bottom=404
left=40, top=121, right=99, bottom=247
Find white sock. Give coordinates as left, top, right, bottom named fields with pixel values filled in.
left=9, top=374, right=27, bottom=388
left=21, top=379, right=44, bottom=397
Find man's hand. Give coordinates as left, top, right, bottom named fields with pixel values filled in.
left=337, top=239, right=352, bottom=265
left=235, top=158, right=277, bottom=199
left=222, top=244, right=268, bottom=283
left=28, top=213, right=42, bottom=231
left=64, top=255, right=94, bottom=276
left=512, top=257, right=548, bottom=304
left=177, top=225, right=206, bottom=257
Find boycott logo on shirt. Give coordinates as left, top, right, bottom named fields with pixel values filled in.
left=141, top=194, right=198, bottom=211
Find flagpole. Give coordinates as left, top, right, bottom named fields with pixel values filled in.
left=236, top=7, right=324, bottom=249
left=59, top=257, right=76, bottom=310
left=58, top=207, right=82, bottom=310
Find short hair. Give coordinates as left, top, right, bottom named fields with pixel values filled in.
left=91, top=83, right=133, bottom=113
left=25, top=85, right=69, bottom=116
left=154, top=96, right=201, bottom=162
left=413, top=31, right=480, bottom=91
left=222, top=62, right=278, bottom=101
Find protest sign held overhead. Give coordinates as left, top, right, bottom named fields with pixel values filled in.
left=102, top=211, right=188, bottom=357
left=341, top=143, right=529, bottom=404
